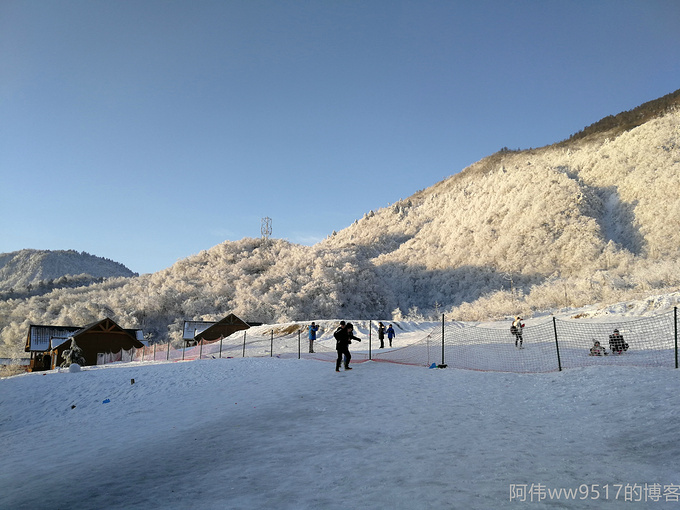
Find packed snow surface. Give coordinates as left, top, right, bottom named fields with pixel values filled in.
left=2, top=344, right=679, bottom=509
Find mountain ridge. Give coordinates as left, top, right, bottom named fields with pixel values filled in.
left=0, top=249, right=136, bottom=295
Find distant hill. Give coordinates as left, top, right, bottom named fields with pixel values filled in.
left=0, top=249, right=136, bottom=295
left=1, top=89, right=679, bottom=357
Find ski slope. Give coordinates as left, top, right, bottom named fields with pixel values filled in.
left=2, top=352, right=679, bottom=509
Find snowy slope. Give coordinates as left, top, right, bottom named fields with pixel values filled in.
left=1, top=356, right=679, bottom=509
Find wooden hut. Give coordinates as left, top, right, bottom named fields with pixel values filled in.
left=182, top=313, right=250, bottom=346
left=25, top=317, right=144, bottom=371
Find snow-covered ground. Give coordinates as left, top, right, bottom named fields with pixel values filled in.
left=2, top=321, right=680, bottom=508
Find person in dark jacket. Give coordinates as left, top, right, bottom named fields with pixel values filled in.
left=378, top=322, right=386, bottom=349
left=511, top=316, right=524, bottom=348
left=334, top=321, right=345, bottom=335
left=334, top=322, right=361, bottom=371
left=609, top=329, right=628, bottom=354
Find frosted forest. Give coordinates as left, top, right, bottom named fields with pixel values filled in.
left=1, top=92, right=679, bottom=358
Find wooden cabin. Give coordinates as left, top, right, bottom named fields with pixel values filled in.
left=25, top=317, right=144, bottom=371
left=182, top=313, right=250, bottom=346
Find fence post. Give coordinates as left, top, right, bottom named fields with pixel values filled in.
left=242, top=331, right=247, bottom=357
left=167, top=341, right=170, bottom=361
left=182, top=342, right=185, bottom=361
left=675, top=307, right=678, bottom=369
left=553, top=317, right=562, bottom=372
left=369, top=320, right=372, bottom=360
left=298, top=330, right=301, bottom=359
left=270, top=330, right=274, bottom=357
left=441, top=314, right=445, bottom=366
left=153, top=342, right=156, bottom=362
left=199, top=338, right=203, bottom=360
left=219, top=336, right=223, bottom=359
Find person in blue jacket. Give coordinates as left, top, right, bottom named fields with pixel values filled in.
left=308, top=322, right=319, bottom=353
left=386, top=324, right=396, bottom=347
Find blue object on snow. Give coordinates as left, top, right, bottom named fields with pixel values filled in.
left=429, top=363, right=437, bottom=369
left=102, top=399, right=110, bottom=404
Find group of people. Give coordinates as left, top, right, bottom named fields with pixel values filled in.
left=589, top=329, right=630, bottom=356
left=377, top=322, right=396, bottom=349
left=511, top=317, right=631, bottom=356
left=306, top=321, right=397, bottom=371
left=316, top=318, right=632, bottom=369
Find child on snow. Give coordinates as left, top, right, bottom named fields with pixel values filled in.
left=589, top=340, right=607, bottom=356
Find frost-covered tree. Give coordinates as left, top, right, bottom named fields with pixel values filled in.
left=60, top=338, right=86, bottom=368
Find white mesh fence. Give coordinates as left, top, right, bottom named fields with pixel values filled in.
left=97, top=310, right=680, bottom=373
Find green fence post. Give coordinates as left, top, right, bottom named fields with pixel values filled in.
left=553, top=317, right=562, bottom=372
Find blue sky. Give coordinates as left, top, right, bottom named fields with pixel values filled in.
left=1, top=0, right=679, bottom=274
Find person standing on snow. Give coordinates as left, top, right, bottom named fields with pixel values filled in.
left=334, top=322, right=361, bottom=371
left=511, top=316, right=524, bottom=348
left=609, top=329, right=628, bottom=354
left=378, top=322, right=386, bottom=349
left=308, top=322, right=319, bottom=353
left=386, top=324, right=396, bottom=347
left=334, top=321, right=345, bottom=335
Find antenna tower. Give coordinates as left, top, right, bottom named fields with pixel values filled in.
left=261, top=217, right=272, bottom=243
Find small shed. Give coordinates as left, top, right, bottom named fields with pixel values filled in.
left=182, top=313, right=250, bottom=346
left=25, top=317, right=144, bottom=371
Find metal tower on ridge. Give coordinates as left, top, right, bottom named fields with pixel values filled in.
left=261, top=217, right=272, bottom=242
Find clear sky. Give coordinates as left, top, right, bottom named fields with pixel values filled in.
left=1, top=0, right=679, bottom=274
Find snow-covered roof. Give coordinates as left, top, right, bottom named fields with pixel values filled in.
left=182, top=321, right=214, bottom=340
left=26, top=325, right=80, bottom=352
left=50, top=336, right=72, bottom=349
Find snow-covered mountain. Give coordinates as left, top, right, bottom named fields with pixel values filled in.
left=0, top=249, right=136, bottom=294
left=1, top=90, right=679, bottom=357
left=318, top=89, right=680, bottom=319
